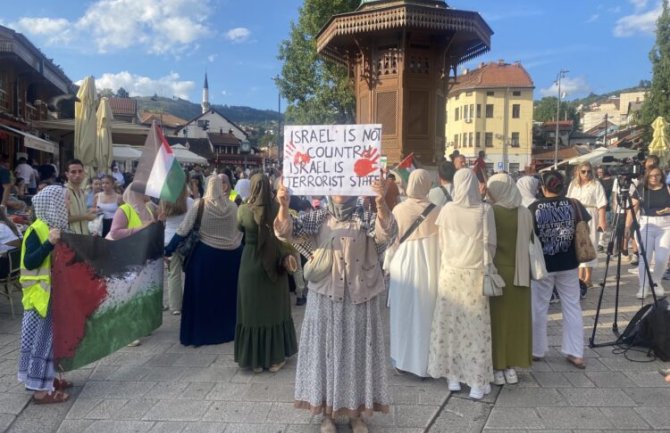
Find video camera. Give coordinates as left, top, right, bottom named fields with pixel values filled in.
left=602, top=152, right=646, bottom=191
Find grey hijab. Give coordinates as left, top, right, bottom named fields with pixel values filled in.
left=327, top=196, right=358, bottom=222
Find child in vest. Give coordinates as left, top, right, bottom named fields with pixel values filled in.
left=18, top=185, right=71, bottom=403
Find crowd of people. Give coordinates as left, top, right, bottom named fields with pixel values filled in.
left=11, top=151, right=670, bottom=431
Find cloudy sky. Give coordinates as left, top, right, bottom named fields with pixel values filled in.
left=1, top=0, right=662, bottom=110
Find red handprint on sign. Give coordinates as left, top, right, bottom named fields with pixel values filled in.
left=285, top=142, right=311, bottom=166
left=354, top=147, right=380, bottom=177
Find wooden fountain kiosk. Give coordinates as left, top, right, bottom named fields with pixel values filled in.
left=316, top=0, right=493, bottom=164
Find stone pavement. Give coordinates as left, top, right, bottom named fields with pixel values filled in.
left=1, top=253, right=670, bottom=433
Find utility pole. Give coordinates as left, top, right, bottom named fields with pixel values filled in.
left=553, top=69, right=569, bottom=170
left=276, top=91, right=281, bottom=166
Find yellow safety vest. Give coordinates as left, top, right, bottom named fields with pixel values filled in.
left=20, top=219, right=51, bottom=318
left=120, top=204, right=154, bottom=230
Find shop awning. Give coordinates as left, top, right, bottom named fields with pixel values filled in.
left=0, top=124, right=59, bottom=154
left=112, top=144, right=143, bottom=161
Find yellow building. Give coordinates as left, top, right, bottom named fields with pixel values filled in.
left=445, top=61, right=534, bottom=174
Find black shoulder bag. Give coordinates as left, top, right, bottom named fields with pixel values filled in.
left=398, top=203, right=436, bottom=244
left=176, top=199, right=205, bottom=271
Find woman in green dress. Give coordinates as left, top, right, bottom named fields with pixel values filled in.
left=234, top=174, right=298, bottom=373
left=486, top=173, right=534, bottom=386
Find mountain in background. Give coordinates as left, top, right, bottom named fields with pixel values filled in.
left=135, top=96, right=282, bottom=127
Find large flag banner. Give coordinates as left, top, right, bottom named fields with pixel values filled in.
left=132, top=121, right=186, bottom=203
left=52, top=224, right=164, bottom=371
left=283, top=124, right=382, bottom=196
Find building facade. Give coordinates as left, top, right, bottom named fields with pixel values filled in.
left=0, top=25, right=74, bottom=165
left=446, top=61, right=534, bottom=173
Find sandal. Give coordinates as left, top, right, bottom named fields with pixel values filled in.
left=269, top=360, right=286, bottom=373
left=33, top=390, right=69, bottom=405
left=566, top=355, right=586, bottom=369
left=53, top=378, right=73, bottom=391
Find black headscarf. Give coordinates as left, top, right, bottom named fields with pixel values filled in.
left=247, top=173, right=281, bottom=281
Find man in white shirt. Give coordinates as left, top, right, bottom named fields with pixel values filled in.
left=428, top=160, right=455, bottom=206
left=14, top=158, right=35, bottom=193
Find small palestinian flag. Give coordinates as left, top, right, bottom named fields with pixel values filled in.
left=132, top=121, right=186, bottom=203
left=395, top=153, right=416, bottom=185
left=51, top=225, right=164, bottom=371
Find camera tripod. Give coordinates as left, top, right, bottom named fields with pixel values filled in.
left=589, top=187, right=661, bottom=348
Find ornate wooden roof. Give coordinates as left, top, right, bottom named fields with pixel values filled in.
left=317, top=1, right=493, bottom=66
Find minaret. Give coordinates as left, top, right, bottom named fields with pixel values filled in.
left=201, top=73, right=210, bottom=114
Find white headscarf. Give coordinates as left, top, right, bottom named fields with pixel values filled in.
left=451, top=168, right=482, bottom=208
left=487, top=173, right=522, bottom=209
left=235, top=178, right=251, bottom=201
left=517, top=176, right=539, bottom=208
left=33, top=185, right=68, bottom=230
left=488, top=173, right=533, bottom=287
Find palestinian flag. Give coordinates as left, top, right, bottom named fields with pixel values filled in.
left=395, top=153, right=416, bottom=185
left=132, top=121, right=186, bottom=203
left=51, top=225, right=164, bottom=371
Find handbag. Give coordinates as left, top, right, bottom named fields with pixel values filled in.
left=481, top=204, right=504, bottom=297
left=176, top=199, right=205, bottom=271
left=570, top=199, right=597, bottom=263
left=303, top=236, right=334, bottom=283
left=529, top=232, right=548, bottom=280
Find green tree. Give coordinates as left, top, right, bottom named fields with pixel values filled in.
left=639, top=0, right=670, bottom=133
left=116, top=87, right=129, bottom=98
left=276, top=0, right=359, bottom=124
left=533, top=97, right=579, bottom=129
left=98, top=88, right=114, bottom=98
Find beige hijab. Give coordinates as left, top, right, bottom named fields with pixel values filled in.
left=392, top=169, right=440, bottom=243
left=176, top=175, right=242, bottom=250
left=487, top=173, right=533, bottom=287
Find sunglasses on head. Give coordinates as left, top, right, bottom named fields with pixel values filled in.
left=580, top=170, right=590, bottom=174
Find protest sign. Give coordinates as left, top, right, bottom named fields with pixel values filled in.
left=283, top=124, right=382, bottom=196
left=52, top=224, right=164, bottom=371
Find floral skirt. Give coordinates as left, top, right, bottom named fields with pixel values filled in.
left=427, top=266, right=493, bottom=388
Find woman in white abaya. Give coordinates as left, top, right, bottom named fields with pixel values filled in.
left=386, top=169, right=440, bottom=377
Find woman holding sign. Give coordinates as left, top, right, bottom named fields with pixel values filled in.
left=274, top=180, right=397, bottom=433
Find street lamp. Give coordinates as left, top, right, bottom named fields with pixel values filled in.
left=553, top=69, right=569, bottom=170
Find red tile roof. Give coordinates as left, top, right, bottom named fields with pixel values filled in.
left=109, top=97, right=137, bottom=116
left=139, top=111, right=187, bottom=129
left=450, top=61, right=534, bottom=95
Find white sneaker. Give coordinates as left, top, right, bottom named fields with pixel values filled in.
left=448, top=379, right=461, bottom=392
left=320, top=417, right=336, bottom=433
left=636, top=289, right=649, bottom=299
left=504, top=368, right=518, bottom=384
left=493, top=370, right=505, bottom=385
left=468, top=384, right=491, bottom=400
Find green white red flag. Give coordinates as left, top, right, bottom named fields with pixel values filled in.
left=132, top=121, right=186, bottom=202
left=395, top=153, right=416, bottom=185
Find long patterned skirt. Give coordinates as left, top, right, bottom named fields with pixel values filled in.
left=294, top=289, right=390, bottom=418
left=18, top=308, right=56, bottom=392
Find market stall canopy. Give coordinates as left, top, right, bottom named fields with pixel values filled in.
left=171, top=144, right=209, bottom=165
left=0, top=125, right=58, bottom=154
left=34, top=119, right=150, bottom=146
left=112, top=145, right=142, bottom=161
left=541, top=147, right=639, bottom=172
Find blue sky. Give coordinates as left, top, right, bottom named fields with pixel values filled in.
left=1, top=0, right=662, bottom=111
